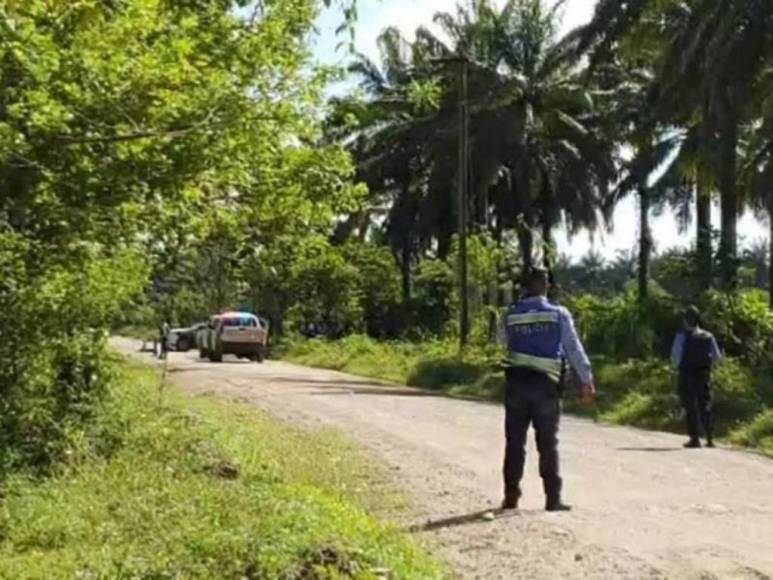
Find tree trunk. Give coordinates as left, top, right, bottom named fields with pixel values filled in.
left=769, top=193, right=773, bottom=309
left=717, top=98, right=739, bottom=289
left=517, top=225, right=534, bottom=272
left=541, top=220, right=554, bottom=268
left=638, top=186, right=653, bottom=303
left=401, top=242, right=412, bottom=308
left=696, top=173, right=712, bottom=289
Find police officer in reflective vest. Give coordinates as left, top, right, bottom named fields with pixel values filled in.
left=671, top=306, right=721, bottom=448
left=501, top=267, right=595, bottom=511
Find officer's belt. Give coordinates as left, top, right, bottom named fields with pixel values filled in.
left=503, top=352, right=562, bottom=383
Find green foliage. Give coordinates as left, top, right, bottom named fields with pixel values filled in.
left=341, top=241, right=405, bottom=339
left=411, top=259, right=457, bottom=338
left=700, top=290, right=773, bottom=367
left=729, top=410, right=773, bottom=456
left=594, top=359, right=681, bottom=432
left=287, top=241, right=364, bottom=338
left=0, top=0, right=367, bottom=479
left=568, top=289, right=681, bottom=359
left=0, top=236, right=147, bottom=475
left=0, top=360, right=441, bottom=578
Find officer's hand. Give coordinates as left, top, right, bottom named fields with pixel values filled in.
left=580, top=382, right=596, bottom=406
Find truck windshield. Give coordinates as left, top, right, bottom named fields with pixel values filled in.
left=222, top=317, right=257, bottom=328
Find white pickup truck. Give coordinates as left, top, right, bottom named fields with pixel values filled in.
left=197, top=312, right=269, bottom=363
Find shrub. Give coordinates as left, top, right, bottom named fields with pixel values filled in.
left=0, top=236, right=146, bottom=477
left=410, top=259, right=457, bottom=338
left=341, top=242, right=406, bottom=339
left=700, top=290, right=773, bottom=368
left=729, top=410, right=773, bottom=454
left=287, top=244, right=364, bottom=338
left=711, top=359, right=765, bottom=431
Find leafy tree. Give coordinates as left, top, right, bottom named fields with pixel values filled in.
left=0, top=0, right=364, bottom=473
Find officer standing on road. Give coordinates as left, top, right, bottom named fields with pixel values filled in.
left=500, top=267, right=595, bottom=512
left=671, top=306, right=721, bottom=449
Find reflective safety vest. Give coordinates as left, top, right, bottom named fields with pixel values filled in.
left=503, top=298, right=563, bottom=383
left=681, top=329, right=714, bottom=371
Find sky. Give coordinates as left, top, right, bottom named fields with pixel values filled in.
left=310, top=0, right=770, bottom=262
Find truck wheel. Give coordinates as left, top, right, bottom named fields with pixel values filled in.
left=177, top=337, right=189, bottom=352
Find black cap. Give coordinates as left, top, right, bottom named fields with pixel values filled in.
left=523, top=266, right=549, bottom=285
left=684, top=305, right=701, bottom=326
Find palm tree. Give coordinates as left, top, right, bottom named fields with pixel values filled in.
left=571, top=0, right=773, bottom=289
left=427, top=0, right=617, bottom=270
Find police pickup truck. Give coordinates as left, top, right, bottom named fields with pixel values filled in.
left=197, top=312, right=269, bottom=363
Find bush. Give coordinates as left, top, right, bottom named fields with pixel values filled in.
left=410, top=259, right=457, bottom=338
left=0, top=236, right=146, bottom=477
left=287, top=243, right=364, bottom=338
left=569, top=290, right=681, bottom=359
left=711, top=359, right=765, bottom=432
left=729, top=410, right=773, bottom=455
left=342, top=242, right=406, bottom=339
left=700, top=290, right=773, bottom=368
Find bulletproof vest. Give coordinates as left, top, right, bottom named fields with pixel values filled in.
left=503, top=298, right=563, bottom=382
left=681, top=330, right=713, bottom=370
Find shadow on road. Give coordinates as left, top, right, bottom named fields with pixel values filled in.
left=269, top=377, right=394, bottom=388
left=306, top=385, right=442, bottom=398
left=408, top=508, right=522, bottom=533
left=616, top=447, right=682, bottom=453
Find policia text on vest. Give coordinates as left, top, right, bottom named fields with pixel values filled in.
left=500, top=268, right=595, bottom=512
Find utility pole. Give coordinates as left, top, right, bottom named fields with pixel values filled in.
left=457, top=57, right=470, bottom=348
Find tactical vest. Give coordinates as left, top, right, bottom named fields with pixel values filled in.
left=503, top=298, right=563, bottom=383
left=681, top=330, right=714, bottom=371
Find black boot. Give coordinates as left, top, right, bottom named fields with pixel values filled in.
left=501, top=490, right=520, bottom=511
left=545, top=497, right=571, bottom=512
left=706, top=438, right=715, bottom=448
left=684, top=439, right=701, bottom=449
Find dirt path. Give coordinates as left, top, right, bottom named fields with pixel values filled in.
left=116, top=339, right=773, bottom=580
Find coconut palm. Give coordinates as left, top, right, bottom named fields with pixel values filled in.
left=427, top=0, right=618, bottom=269
left=571, top=0, right=773, bottom=288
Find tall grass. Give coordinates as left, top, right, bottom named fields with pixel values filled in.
left=0, top=359, right=442, bottom=579
left=281, top=336, right=772, bottom=455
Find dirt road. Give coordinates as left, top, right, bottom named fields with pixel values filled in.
left=117, top=339, right=773, bottom=579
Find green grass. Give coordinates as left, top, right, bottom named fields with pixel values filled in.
left=0, top=359, right=442, bottom=579
left=729, top=410, right=773, bottom=455
left=281, top=335, right=773, bottom=456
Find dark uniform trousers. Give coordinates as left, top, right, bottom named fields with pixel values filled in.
left=503, top=367, right=562, bottom=500
left=678, top=369, right=713, bottom=442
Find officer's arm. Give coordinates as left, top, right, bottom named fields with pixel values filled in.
left=558, top=308, right=593, bottom=385
left=710, top=335, right=722, bottom=366
left=497, top=310, right=508, bottom=346
left=670, top=333, right=685, bottom=370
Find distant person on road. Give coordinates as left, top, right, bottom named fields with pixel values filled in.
left=671, top=306, right=721, bottom=449
left=500, top=267, right=595, bottom=512
left=158, top=320, right=171, bottom=360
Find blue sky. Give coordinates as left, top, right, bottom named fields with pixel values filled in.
left=310, top=0, right=770, bottom=262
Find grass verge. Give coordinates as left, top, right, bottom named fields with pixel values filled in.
left=0, top=358, right=442, bottom=579
left=280, top=335, right=773, bottom=456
